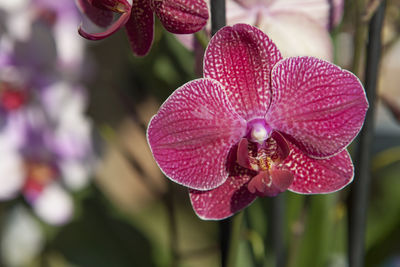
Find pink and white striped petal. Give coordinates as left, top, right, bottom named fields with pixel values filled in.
left=189, top=165, right=256, bottom=220
left=204, top=24, right=282, bottom=120
left=147, top=78, right=246, bottom=191
left=125, top=0, right=154, bottom=56
left=281, top=141, right=354, bottom=194
left=75, top=0, right=113, bottom=28
left=152, top=0, right=209, bottom=34
left=266, top=57, right=368, bottom=158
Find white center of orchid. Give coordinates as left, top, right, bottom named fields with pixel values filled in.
left=251, top=123, right=269, bottom=143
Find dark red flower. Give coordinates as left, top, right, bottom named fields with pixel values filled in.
left=76, top=0, right=209, bottom=56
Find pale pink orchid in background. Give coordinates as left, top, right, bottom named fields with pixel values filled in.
left=147, top=24, right=368, bottom=220
left=178, top=0, right=343, bottom=61
left=0, top=83, right=93, bottom=225
left=76, top=0, right=209, bottom=56
left=0, top=0, right=94, bottom=225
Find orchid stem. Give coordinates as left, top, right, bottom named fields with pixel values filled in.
left=0, top=202, right=5, bottom=266
left=166, top=183, right=179, bottom=267
left=194, top=31, right=209, bottom=51
left=266, top=194, right=286, bottom=267
left=210, top=1, right=231, bottom=266
left=222, top=211, right=244, bottom=267
left=211, top=0, right=226, bottom=36
left=351, top=0, right=368, bottom=75
left=347, top=1, right=386, bottom=267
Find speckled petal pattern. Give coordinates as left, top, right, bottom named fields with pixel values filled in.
left=152, top=0, right=209, bottom=34
left=189, top=165, right=256, bottom=220
left=266, top=56, right=368, bottom=158
left=125, top=0, right=154, bottom=56
left=204, top=24, right=282, bottom=120
left=147, top=78, right=246, bottom=190
left=283, top=141, right=354, bottom=194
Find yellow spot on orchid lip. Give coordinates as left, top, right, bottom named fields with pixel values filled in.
left=259, top=157, right=270, bottom=171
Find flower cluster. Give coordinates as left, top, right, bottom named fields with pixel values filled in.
left=76, top=0, right=209, bottom=56
left=0, top=0, right=93, bottom=225
left=147, top=24, right=368, bottom=220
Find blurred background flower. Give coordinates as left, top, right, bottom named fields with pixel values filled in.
left=0, top=0, right=93, bottom=226
left=177, top=0, right=343, bottom=61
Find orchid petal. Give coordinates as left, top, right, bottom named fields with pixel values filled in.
left=78, top=9, right=131, bottom=40
left=189, top=165, right=256, bottom=220
left=258, top=11, right=333, bottom=61
left=125, top=0, right=154, bottom=56
left=75, top=0, right=113, bottom=28
left=1, top=206, right=44, bottom=267
left=237, top=138, right=251, bottom=169
left=0, top=147, right=24, bottom=200
left=283, top=141, right=354, bottom=194
left=204, top=24, right=282, bottom=120
left=32, top=183, right=74, bottom=225
left=264, top=0, right=336, bottom=29
left=270, top=167, right=294, bottom=192
left=267, top=56, right=368, bottom=158
left=152, top=0, right=209, bottom=34
left=147, top=78, right=246, bottom=190
left=225, top=0, right=257, bottom=26
left=230, top=0, right=343, bottom=29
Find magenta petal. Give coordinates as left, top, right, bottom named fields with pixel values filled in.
left=78, top=10, right=131, bottom=40
left=282, top=141, right=354, bottom=194
left=189, top=167, right=256, bottom=220
left=152, top=0, right=209, bottom=34
left=76, top=0, right=114, bottom=28
left=270, top=131, right=290, bottom=163
left=237, top=138, right=251, bottom=169
left=125, top=0, right=154, bottom=56
left=267, top=57, right=368, bottom=158
left=270, top=167, right=294, bottom=192
left=147, top=78, right=246, bottom=190
left=248, top=171, right=269, bottom=195
left=204, top=24, right=283, bottom=120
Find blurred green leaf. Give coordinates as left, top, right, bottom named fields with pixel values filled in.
left=49, top=187, right=156, bottom=267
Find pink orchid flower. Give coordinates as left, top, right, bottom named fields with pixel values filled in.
left=147, top=24, right=368, bottom=220
left=76, top=0, right=209, bottom=56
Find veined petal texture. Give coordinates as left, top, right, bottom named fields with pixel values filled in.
left=125, top=0, right=154, bottom=56
left=147, top=79, right=246, bottom=190
left=152, top=0, right=209, bottom=34
left=283, top=141, right=354, bottom=194
left=266, top=57, right=368, bottom=158
left=189, top=165, right=256, bottom=220
left=204, top=24, right=282, bottom=121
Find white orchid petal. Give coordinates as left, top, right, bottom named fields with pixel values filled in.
left=258, top=12, right=333, bottom=61
left=1, top=206, right=44, bottom=267
left=33, top=184, right=74, bottom=225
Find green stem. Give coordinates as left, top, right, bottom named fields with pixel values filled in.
left=226, top=212, right=244, bottom=267
left=194, top=31, right=209, bottom=51
left=351, top=0, right=368, bottom=75
left=347, top=1, right=386, bottom=266
left=166, top=183, right=179, bottom=267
